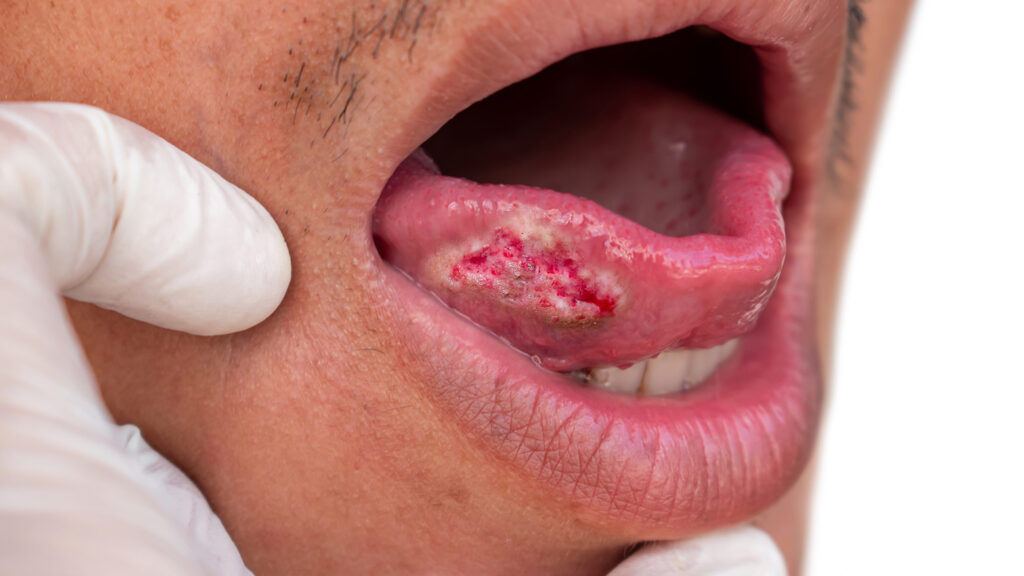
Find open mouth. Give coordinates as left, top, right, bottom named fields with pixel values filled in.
left=376, top=29, right=789, bottom=396
left=368, top=0, right=845, bottom=538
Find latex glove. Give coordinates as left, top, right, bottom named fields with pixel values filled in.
left=0, top=102, right=291, bottom=575
left=608, top=525, right=788, bottom=576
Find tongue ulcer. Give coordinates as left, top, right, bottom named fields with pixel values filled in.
left=449, top=228, right=621, bottom=324
left=373, top=77, right=791, bottom=372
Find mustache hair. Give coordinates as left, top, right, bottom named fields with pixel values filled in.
left=269, top=0, right=435, bottom=147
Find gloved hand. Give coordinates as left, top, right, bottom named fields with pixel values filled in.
left=609, top=525, right=788, bottom=576
left=0, top=102, right=290, bottom=575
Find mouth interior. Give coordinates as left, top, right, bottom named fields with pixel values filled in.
left=422, top=27, right=764, bottom=236
left=373, top=27, right=783, bottom=395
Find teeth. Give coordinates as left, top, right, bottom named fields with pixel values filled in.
left=586, top=362, right=647, bottom=394
left=580, top=339, right=739, bottom=397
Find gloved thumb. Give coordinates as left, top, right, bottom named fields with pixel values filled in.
left=608, top=525, right=787, bottom=576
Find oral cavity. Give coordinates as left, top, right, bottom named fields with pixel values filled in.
left=373, top=65, right=790, bottom=391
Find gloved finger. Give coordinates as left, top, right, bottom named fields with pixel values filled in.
left=0, top=102, right=290, bottom=335
left=119, top=424, right=253, bottom=576
left=0, top=208, right=213, bottom=574
left=0, top=101, right=282, bottom=576
left=607, top=525, right=787, bottom=576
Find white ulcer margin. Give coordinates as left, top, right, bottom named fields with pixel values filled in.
left=575, top=339, right=739, bottom=396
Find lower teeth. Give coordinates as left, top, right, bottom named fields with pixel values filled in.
left=573, top=339, right=739, bottom=396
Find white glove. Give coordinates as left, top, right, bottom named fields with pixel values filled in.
left=0, top=102, right=291, bottom=576
left=609, top=525, right=788, bottom=576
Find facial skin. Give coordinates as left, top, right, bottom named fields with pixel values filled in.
left=1, top=1, right=912, bottom=574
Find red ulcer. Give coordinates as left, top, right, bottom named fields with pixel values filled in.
left=450, top=229, right=616, bottom=319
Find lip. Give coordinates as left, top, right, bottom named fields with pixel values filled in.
left=366, top=0, right=844, bottom=537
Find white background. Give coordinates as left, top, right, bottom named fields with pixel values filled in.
left=807, top=1, right=1024, bottom=574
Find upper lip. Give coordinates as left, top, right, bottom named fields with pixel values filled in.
left=368, top=0, right=846, bottom=540
left=384, top=0, right=846, bottom=192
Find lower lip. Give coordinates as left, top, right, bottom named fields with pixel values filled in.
left=373, top=185, right=822, bottom=536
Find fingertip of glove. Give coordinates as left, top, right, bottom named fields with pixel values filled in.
left=151, top=192, right=294, bottom=337
left=607, top=525, right=787, bottom=576
left=197, top=211, right=293, bottom=336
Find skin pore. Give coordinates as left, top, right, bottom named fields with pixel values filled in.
left=0, top=1, right=912, bottom=574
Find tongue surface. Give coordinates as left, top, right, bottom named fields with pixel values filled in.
left=373, top=75, right=790, bottom=372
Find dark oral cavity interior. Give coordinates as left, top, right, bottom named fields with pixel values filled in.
left=373, top=28, right=785, bottom=373
left=421, top=27, right=764, bottom=235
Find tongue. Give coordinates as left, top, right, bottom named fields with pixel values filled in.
left=373, top=75, right=790, bottom=372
